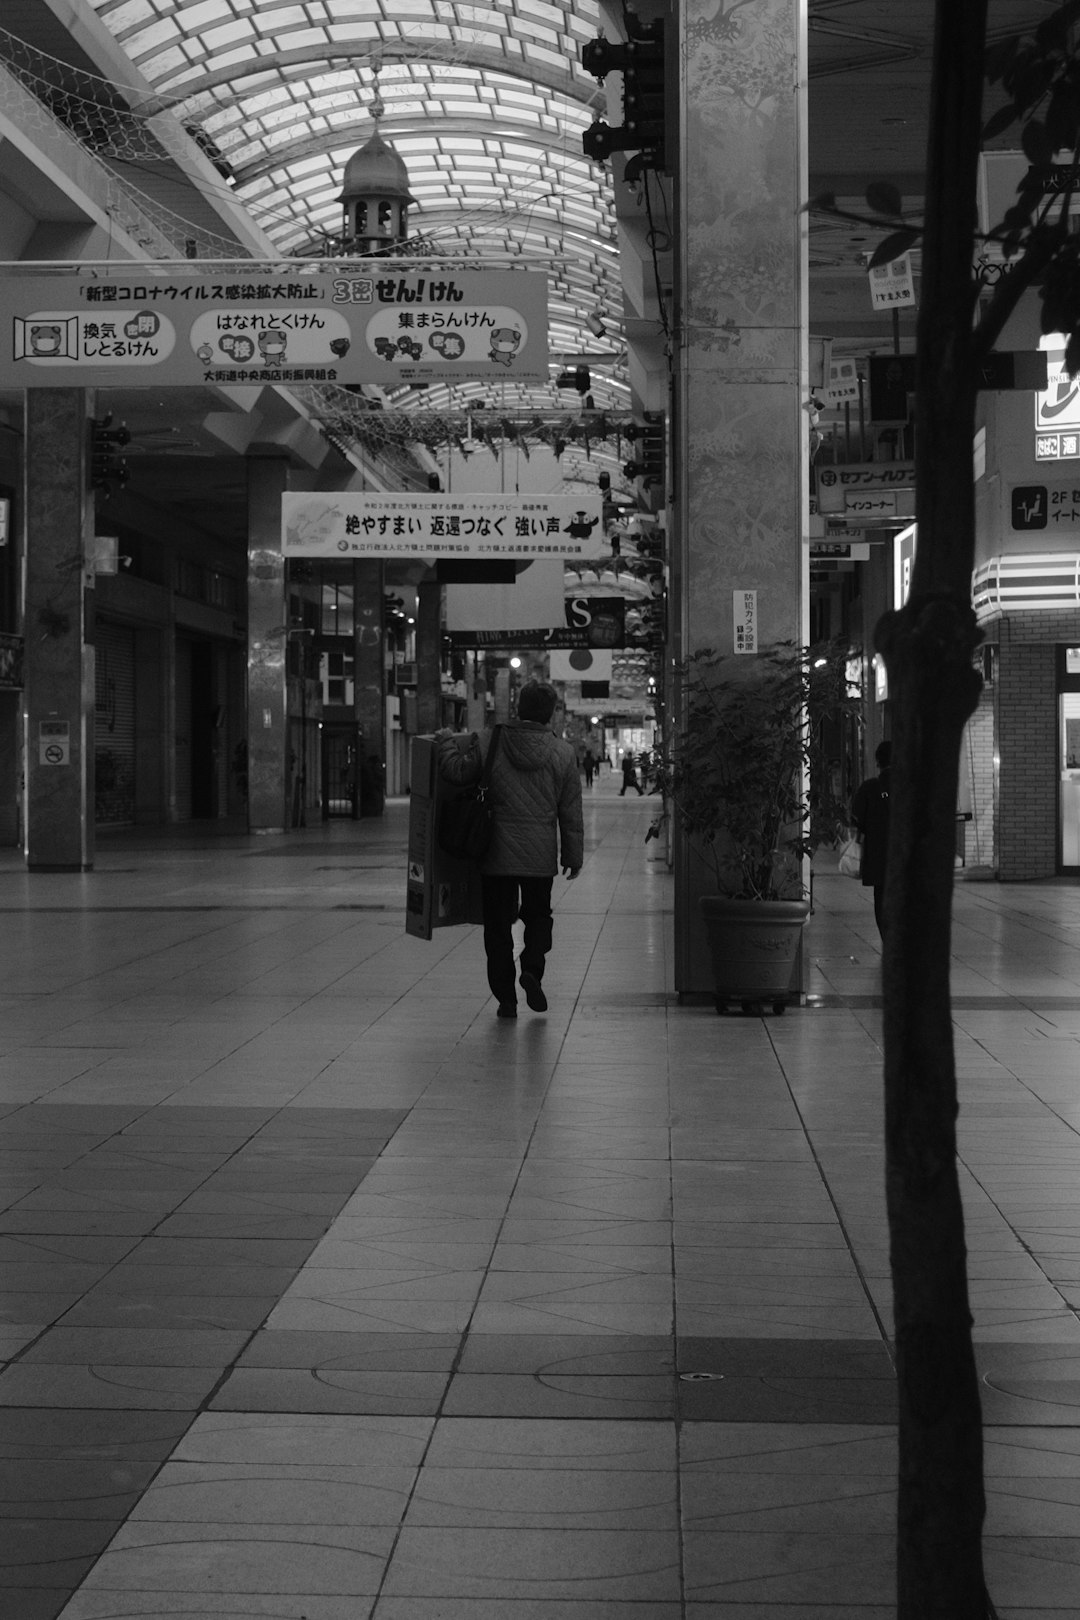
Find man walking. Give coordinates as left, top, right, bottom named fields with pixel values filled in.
left=436, top=681, right=584, bottom=1018
left=619, top=749, right=643, bottom=795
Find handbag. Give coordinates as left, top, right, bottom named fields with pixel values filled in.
left=838, top=835, right=862, bottom=878
left=438, top=726, right=502, bottom=862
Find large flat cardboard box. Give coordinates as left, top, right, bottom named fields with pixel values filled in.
left=405, top=735, right=484, bottom=939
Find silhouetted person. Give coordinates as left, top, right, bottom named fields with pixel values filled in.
left=851, top=740, right=891, bottom=934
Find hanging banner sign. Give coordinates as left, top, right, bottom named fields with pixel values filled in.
left=447, top=597, right=627, bottom=648
left=0, top=269, right=548, bottom=387
left=282, top=491, right=604, bottom=559
left=868, top=251, right=916, bottom=311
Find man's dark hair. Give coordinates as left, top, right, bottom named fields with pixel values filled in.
left=517, top=680, right=559, bottom=723
left=875, top=740, right=892, bottom=769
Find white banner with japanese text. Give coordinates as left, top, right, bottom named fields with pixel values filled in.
left=281, top=492, right=605, bottom=559
left=0, top=268, right=547, bottom=387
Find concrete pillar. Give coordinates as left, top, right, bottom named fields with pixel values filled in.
left=465, top=651, right=486, bottom=732
left=23, top=388, right=95, bottom=871
left=494, top=667, right=512, bottom=724
left=352, top=558, right=385, bottom=796
left=246, top=454, right=290, bottom=833
left=415, top=577, right=442, bottom=733
left=673, top=0, right=810, bottom=992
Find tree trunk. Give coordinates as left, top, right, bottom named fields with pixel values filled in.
left=875, top=2, right=993, bottom=1613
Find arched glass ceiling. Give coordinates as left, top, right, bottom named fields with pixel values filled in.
left=85, top=0, right=625, bottom=397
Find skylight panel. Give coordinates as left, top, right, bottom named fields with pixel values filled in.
left=202, top=20, right=252, bottom=51
left=253, top=6, right=308, bottom=30
left=97, top=3, right=162, bottom=30
left=142, top=46, right=190, bottom=82
left=120, top=17, right=180, bottom=56
left=520, top=0, right=565, bottom=25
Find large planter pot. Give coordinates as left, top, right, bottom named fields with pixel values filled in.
left=698, top=895, right=810, bottom=1015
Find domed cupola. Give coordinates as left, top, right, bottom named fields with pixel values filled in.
left=339, top=117, right=416, bottom=254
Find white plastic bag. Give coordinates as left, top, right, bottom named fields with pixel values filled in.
left=838, top=836, right=862, bottom=878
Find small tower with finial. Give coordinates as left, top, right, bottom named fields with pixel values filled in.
left=339, top=69, right=416, bottom=254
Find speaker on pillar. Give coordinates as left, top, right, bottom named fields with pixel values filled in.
left=581, top=14, right=668, bottom=174
left=89, top=418, right=130, bottom=491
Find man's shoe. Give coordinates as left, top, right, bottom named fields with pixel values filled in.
left=519, top=970, right=548, bottom=1012
left=496, top=1002, right=517, bottom=1019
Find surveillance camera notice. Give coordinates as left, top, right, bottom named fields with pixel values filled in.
left=282, top=492, right=605, bottom=558
left=733, top=589, right=758, bottom=654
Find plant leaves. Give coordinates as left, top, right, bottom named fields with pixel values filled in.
left=985, top=37, right=1020, bottom=83
left=868, top=230, right=920, bottom=269
left=1045, top=89, right=1079, bottom=151
left=1022, top=119, right=1055, bottom=164
left=866, top=180, right=904, bottom=217
left=983, top=103, right=1020, bottom=139
left=1065, top=327, right=1080, bottom=377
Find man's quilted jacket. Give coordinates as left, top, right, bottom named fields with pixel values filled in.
left=435, top=721, right=584, bottom=877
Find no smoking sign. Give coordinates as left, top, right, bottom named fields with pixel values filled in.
left=38, top=721, right=70, bottom=766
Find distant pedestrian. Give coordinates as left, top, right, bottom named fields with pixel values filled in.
left=619, top=751, right=643, bottom=796
left=851, top=740, right=891, bottom=933
left=583, top=749, right=596, bottom=787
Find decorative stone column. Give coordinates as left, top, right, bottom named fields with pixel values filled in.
left=415, top=577, right=442, bottom=734
left=673, top=0, right=810, bottom=992
left=352, top=558, right=385, bottom=800
left=23, top=388, right=95, bottom=871
left=246, top=453, right=290, bottom=833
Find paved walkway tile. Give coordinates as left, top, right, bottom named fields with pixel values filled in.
left=0, top=792, right=1077, bottom=1614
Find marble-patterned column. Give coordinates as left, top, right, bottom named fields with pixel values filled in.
left=352, top=558, right=385, bottom=803
left=24, top=388, right=95, bottom=871
left=246, top=454, right=290, bottom=833
left=673, top=0, right=810, bottom=992
left=415, top=578, right=442, bottom=734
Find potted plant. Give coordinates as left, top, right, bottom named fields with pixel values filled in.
left=647, top=640, right=858, bottom=1013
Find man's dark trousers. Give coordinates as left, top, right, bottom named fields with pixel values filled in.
left=481, top=874, right=553, bottom=1003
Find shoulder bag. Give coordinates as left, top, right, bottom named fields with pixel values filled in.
left=438, top=725, right=502, bottom=862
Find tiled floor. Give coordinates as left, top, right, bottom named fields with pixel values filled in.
left=1, top=778, right=1080, bottom=1616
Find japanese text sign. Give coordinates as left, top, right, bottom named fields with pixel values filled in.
left=1010, top=483, right=1080, bottom=531
left=282, top=492, right=604, bottom=559
left=868, top=252, right=915, bottom=311
left=0, top=269, right=548, bottom=387
left=816, top=461, right=915, bottom=515
left=733, top=589, right=757, bottom=655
